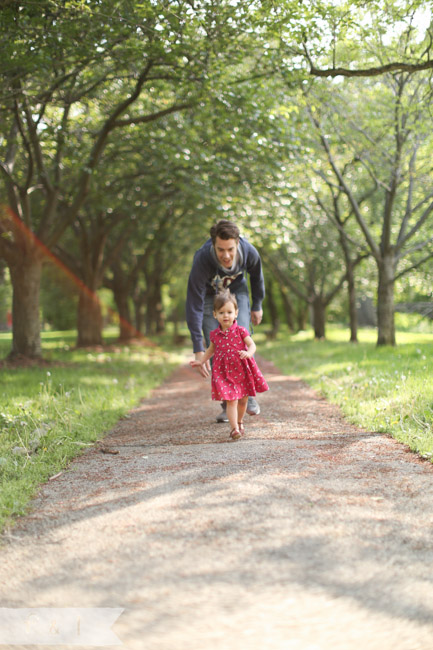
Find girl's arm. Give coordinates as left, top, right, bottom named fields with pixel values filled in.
left=190, top=341, right=215, bottom=377
left=239, top=335, right=256, bottom=359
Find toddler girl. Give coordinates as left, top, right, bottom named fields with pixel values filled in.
left=190, top=289, right=269, bottom=441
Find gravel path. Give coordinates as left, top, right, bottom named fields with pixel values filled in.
left=1, top=356, right=433, bottom=649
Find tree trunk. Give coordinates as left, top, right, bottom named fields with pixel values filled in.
left=108, top=260, right=138, bottom=342
left=145, top=294, right=155, bottom=336
left=153, top=261, right=165, bottom=334
left=76, top=290, right=103, bottom=346
left=172, top=305, right=180, bottom=339
left=339, top=231, right=358, bottom=343
left=312, top=295, right=326, bottom=339
left=296, top=303, right=308, bottom=331
left=279, top=286, right=294, bottom=331
left=155, top=290, right=165, bottom=333
left=146, top=293, right=165, bottom=334
left=145, top=277, right=165, bottom=335
left=8, top=255, right=43, bottom=359
left=266, top=277, right=279, bottom=338
left=347, top=264, right=358, bottom=343
left=133, top=290, right=145, bottom=334
left=376, top=253, right=396, bottom=346
left=113, top=289, right=134, bottom=342
left=145, top=291, right=154, bottom=336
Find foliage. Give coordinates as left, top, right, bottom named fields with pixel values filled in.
left=1, top=1, right=433, bottom=354
left=274, top=0, right=433, bottom=78
left=0, top=0, right=269, bottom=355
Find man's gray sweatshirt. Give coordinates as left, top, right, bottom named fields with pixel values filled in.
left=186, top=237, right=265, bottom=353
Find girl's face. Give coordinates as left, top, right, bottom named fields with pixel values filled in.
left=214, top=301, right=238, bottom=330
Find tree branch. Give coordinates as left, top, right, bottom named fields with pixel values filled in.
left=305, top=99, right=381, bottom=259
left=394, top=250, right=433, bottom=281
left=12, top=99, right=33, bottom=197
left=324, top=270, right=347, bottom=305
left=310, top=59, right=433, bottom=78
left=396, top=144, right=418, bottom=248
left=314, top=170, right=377, bottom=252
left=260, top=248, right=308, bottom=302
left=22, top=93, right=54, bottom=195
left=398, top=199, right=433, bottom=249
left=314, top=191, right=365, bottom=251
left=46, top=61, right=157, bottom=247
left=397, top=235, right=433, bottom=260
left=112, top=101, right=194, bottom=128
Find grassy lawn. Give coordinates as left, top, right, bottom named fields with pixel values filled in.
left=259, top=325, right=433, bottom=461
left=0, top=329, right=186, bottom=533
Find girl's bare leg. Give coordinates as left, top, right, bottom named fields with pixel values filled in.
left=237, top=396, right=248, bottom=433
left=226, top=400, right=239, bottom=435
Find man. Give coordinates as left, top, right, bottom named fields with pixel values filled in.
left=186, top=219, right=265, bottom=422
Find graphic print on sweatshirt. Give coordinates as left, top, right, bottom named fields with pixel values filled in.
left=210, top=271, right=244, bottom=292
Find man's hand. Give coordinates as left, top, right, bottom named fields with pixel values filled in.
left=251, top=309, right=263, bottom=326
left=194, top=351, right=211, bottom=378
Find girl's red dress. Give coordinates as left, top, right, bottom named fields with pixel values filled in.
left=210, top=321, right=269, bottom=401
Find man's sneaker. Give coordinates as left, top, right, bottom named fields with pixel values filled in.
left=246, top=396, right=260, bottom=416
left=216, top=402, right=229, bottom=423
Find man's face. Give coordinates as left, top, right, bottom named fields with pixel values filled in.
left=214, top=237, right=238, bottom=269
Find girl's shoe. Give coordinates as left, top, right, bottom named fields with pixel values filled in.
left=238, top=421, right=245, bottom=436
left=230, top=428, right=242, bottom=441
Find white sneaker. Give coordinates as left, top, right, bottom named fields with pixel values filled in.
left=216, top=402, right=229, bottom=423
left=246, top=397, right=260, bottom=416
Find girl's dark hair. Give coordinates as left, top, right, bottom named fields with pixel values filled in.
left=210, top=220, right=240, bottom=244
left=213, top=288, right=238, bottom=311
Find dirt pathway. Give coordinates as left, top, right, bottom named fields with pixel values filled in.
left=1, top=357, right=433, bottom=649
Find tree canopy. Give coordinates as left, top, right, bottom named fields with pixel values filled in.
left=1, top=0, right=433, bottom=355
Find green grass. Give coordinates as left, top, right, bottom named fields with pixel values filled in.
left=259, top=326, right=433, bottom=461
left=2, top=321, right=432, bottom=533
left=0, top=329, right=186, bottom=533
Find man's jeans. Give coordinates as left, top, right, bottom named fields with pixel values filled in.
left=202, top=289, right=251, bottom=351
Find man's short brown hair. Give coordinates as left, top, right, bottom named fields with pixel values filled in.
left=210, top=220, right=240, bottom=244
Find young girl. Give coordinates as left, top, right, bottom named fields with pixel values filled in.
left=190, top=289, right=269, bottom=441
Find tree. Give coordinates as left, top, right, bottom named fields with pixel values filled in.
left=306, top=68, right=433, bottom=345
left=272, top=0, right=433, bottom=78
left=0, top=0, right=250, bottom=358
left=312, top=171, right=373, bottom=342
left=54, top=206, right=131, bottom=346
left=257, top=195, right=356, bottom=339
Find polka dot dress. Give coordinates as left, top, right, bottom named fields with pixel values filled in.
left=209, top=321, right=269, bottom=401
